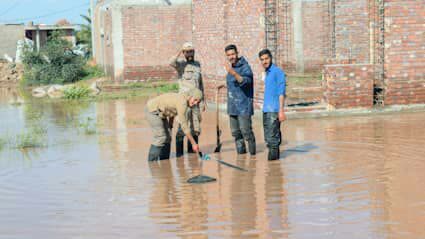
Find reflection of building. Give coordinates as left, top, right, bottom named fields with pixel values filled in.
left=0, top=23, right=77, bottom=61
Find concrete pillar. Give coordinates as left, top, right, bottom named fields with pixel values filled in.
left=36, top=30, right=40, bottom=52
left=111, top=5, right=124, bottom=81
left=292, top=0, right=304, bottom=73
left=71, top=36, right=77, bottom=47
left=91, top=0, right=96, bottom=57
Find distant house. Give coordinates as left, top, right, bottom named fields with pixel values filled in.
left=25, top=23, right=77, bottom=52
left=0, top=24, right=25, bottom=61
left=0, top=23, right=77, bottom=62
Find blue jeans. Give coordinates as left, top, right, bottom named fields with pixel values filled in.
left=229, top=115, right=256, bottom=154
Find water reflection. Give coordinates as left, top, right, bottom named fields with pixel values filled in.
left=0, top=88, right=424, bottom=239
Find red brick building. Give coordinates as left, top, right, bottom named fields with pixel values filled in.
left=93, top=0, right=192, bottom=82
left=94, top=0, right=425, bottom=108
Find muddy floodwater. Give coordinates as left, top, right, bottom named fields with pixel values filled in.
left=1, top=88, right=424, bottom=239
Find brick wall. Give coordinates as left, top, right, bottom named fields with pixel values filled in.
left=193, top=0, right=265, bottom=104
left=0, top=25, right=25, bottom=60
left=335, top=0, right=370, bottom=63
left=93, top=0, right=424, bottom=108
left=301, top=0, right=331, bottom=72
left=93, top=5, right=115, bottom=80
left=121, top=5, right=192, bottom=81
left=103, top=9, right=115, bottom=80
left=384, top=0, right=425, bottom=105
left=323, top=64, right=374, bottom=109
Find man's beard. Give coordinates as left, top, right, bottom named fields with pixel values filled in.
left=186, top=56, right=194, bottom=62
left=266, top=60, right=273, bottom=70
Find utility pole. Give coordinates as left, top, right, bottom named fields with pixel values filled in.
left=90, top=0, right=96, bottom=58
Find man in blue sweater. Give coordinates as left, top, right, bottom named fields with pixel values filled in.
left=218, top=44, right=256, bottom=156
left=258, top=49, right=287, bottom=160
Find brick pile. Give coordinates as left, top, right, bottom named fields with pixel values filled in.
left=0, top=63, right=23, bottom=85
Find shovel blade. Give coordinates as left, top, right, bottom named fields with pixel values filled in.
left=187, top=175, right=217, bottom=184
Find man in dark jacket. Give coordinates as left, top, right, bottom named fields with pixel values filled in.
left=218, top=44, right=256, bottom=156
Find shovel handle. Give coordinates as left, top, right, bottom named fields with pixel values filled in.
left=216, top=88, right=220, bottom=127
left=215, top=88, right=221, bottom=146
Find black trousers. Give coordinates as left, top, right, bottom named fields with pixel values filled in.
left=263, top=112, right=281, bottom=149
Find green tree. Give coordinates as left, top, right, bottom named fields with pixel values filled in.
left=76, top=9, right=92, bottom=56
left=22, top=31, right=86, bottom=85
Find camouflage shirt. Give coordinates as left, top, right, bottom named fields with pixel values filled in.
left=170, top=57, right=204, bottom=101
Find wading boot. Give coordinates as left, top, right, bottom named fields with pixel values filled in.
left=267, top=148, right=280, bottom=161
left=176, top=136, right=184, bottom=157
left=187, top=135, right=199, bottom=154
left=235, top=139, right=247, bottom=155
left=159, top=143, right=171, bottom=160
left=248, top=139, right=256, bottom=156
left=148, top=145, right=162, bottom=161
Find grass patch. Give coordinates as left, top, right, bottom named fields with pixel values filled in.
left=112, top=82, right=178, bottom=91
left=156, top=83, right=179, bottom=93
left=0, top=138, right=5, bottom=151
left=63, top=85, right=91, bottom=100
left=14, top=131, right=46, bottom=149
left=25, top=82, right=178, bottom=103
left=93, top=82, right=178, bottom=101
left=12, top=125, right=47, bottom=149
left=287, top=73, right=322, bottom=87
left=77, top=117, right=97, bottom=135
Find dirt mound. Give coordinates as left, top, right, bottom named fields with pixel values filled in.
left=0, top=62, right=23, bottom=85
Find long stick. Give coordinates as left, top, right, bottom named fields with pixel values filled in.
left=199, top=152, right=248, bottom=172
left=214, top=88, right=222, bottom=152
left=215, top=158, right=248, bottom=172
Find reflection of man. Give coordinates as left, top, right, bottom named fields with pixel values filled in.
left=217, top=44, right=256, bottom=156
left=170, top=42, right=206, bottom=157
left=148, top=159, right=209, bottom=235
left=144, top=88, right=203, bottom=161
left=258, top=49, right=287, bottom=160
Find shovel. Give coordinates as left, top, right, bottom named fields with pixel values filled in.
left=214, top=88, right=222, bottom=153
left=187, top=151, right=217, bottom=184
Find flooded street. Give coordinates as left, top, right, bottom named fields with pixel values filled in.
left=1, top=88, right=424, bottom=239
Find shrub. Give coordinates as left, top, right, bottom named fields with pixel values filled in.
left=82, top=64, right=104, bottom=81
left=13, top=125, right=47, bottom=149
left=22, top=31, right=86, bottom=86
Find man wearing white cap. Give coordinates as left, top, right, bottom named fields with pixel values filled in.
left=170, top=42, right=205, bottom=157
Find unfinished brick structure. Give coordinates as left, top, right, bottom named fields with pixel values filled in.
left=94, top=0, right=192, bottom=81
left=384, top=0, right=425, bottom=105
left=94, top=0, right=425, bottom=108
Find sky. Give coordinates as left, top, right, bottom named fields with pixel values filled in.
left=0, top=0, right=92, bottom=25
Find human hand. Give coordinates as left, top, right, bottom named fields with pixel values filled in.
left=224, top=63, right=234, bottom=75
left=192, top=143, right=200, bottom=153
left=279, top=110, right=286, bottom=122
